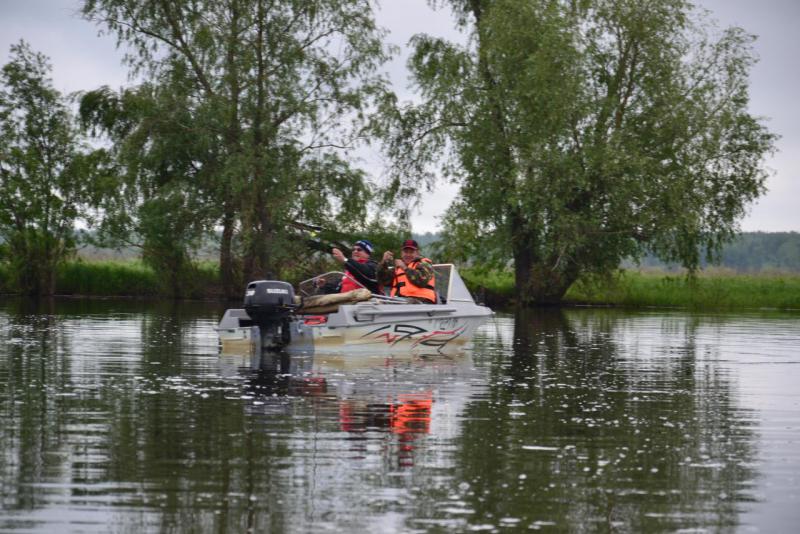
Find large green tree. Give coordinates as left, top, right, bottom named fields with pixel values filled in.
left=384, top=0, right=776, bottom=304
left=80, top=0, right=391, bottom=296
left=80, top=76, right=236, bottom=297
left=0, top=42, right=108, bottom=296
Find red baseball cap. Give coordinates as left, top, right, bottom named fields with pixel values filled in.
left=401, top=239, right=419, bottom=250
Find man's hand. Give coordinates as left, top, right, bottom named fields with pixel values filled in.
left=394, top=259, right=406, bottom=269
left=331, top=247, right=346, bottom=263
left=382, top=250, right=394, bottom=263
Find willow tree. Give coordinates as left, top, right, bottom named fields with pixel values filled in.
left=0, top=42, right=108, bottom=296
left=384, top=0, right=776, bottom=304
left=80, top=0, right=390, bottom=295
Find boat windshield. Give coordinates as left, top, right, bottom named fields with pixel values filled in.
left=432, top=264, right=475, bottom=304
left=299, top=265, right=474, bottom=303
left=298, top=272, right=365, bottom=297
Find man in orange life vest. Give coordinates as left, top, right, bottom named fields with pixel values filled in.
left=378, top=239, right=436, bottom=304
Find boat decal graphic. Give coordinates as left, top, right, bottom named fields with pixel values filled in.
left=362, top=324, right=429, bottom=345
left=363, top=324, right=391, bottom=336
left=361, top=323, right=468, bottom=348
left=411, top=325, right=467, bottom=349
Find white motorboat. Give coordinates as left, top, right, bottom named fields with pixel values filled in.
left=217, top=264, right=492, bottom=355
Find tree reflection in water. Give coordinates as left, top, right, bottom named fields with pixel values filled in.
left=442, top=308, right=758, bottom=531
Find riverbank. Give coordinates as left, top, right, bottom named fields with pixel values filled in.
left=461, top=268, right=800, bottom=310
left=2, top=261, right=799, bottom=310
left=0, top=260, right=222, bottom=299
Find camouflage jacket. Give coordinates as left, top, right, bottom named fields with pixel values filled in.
left=377, top=256, right=435, bottom=291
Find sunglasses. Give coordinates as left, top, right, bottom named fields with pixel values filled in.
left=352, top=247, right=365, bottom=252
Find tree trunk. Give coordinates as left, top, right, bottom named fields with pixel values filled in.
left=220, top=0, right=240, bottom=299
left=256, top=188, right=271, bottom=278
left=241, top=0, right=271, bottom=283
left=220, top=197, right=235, bottom=298
left=513, top=229, right=577, bottom=306
left=171, top=266, right=181, bottom=299
left=241, top=186, right=272, bottom=283
left=45, top=262, right=57, bottom=297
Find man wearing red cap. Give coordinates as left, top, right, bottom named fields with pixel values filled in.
left=379, top=239, right=436, bottom=304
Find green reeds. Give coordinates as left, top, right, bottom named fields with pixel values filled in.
left=5, top=258, right=798, bottom=308
left=55, top=260, right=220, bottom=298
left=0, top=262, right=9, bottom=293
left=460, top=267, right=515, bottom=307
left=460, top=266, right=800, bottom=310
left=56, top=260, right=160, bottom=296
left=566, top=270, right=800, bottom=310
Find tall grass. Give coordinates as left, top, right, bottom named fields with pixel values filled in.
left=0, top=263, right=10, bottom=294
left=460, top=267, right=515, bottom=307
left=53, top=260, right=220, bottom=298
left=5, top=259, right=798, bottom=308
left=56, top=260, right=159, bottom=296
left=566, top=270, right=800, bottom=310
left=459, top=267, right=800, bottom=310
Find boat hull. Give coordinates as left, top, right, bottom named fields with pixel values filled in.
left=218, top=264, right=493, bottom=356
left=219, top=303, right=491, bottom=355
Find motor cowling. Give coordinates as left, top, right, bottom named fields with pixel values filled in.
left=243, top=280, right=296, bottom=349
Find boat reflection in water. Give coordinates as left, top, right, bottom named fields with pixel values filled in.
left=218, top=344, right=479, bottom=469
left=337, top=392, right=433, bottom=468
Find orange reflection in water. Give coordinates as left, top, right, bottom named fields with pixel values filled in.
left=389, top=393, right=432, bottom=435
left=338, top=392, right=433, bottom=467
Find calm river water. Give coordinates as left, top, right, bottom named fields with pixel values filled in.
left=1, top=298, right=799, bottom=533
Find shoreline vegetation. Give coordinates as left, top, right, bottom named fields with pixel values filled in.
left=0, top=260, right=220, bottom=300
left=2, top=260, right=799, bottom=311
left=462, top=268, right=800, bottom=311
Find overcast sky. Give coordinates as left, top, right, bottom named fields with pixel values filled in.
left=1, top=0, right=797, bottom=233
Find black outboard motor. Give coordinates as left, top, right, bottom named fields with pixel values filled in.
left=243, top=280, right=296, bottom=350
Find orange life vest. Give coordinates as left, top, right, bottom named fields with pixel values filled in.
left=391, top=258, right=436, bottom=302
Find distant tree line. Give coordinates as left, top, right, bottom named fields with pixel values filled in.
left=67, top=230, right=800, bottom=275
left=1, top=0, right=778, bottom=304
left=636, top=232, right=800, bottom=273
